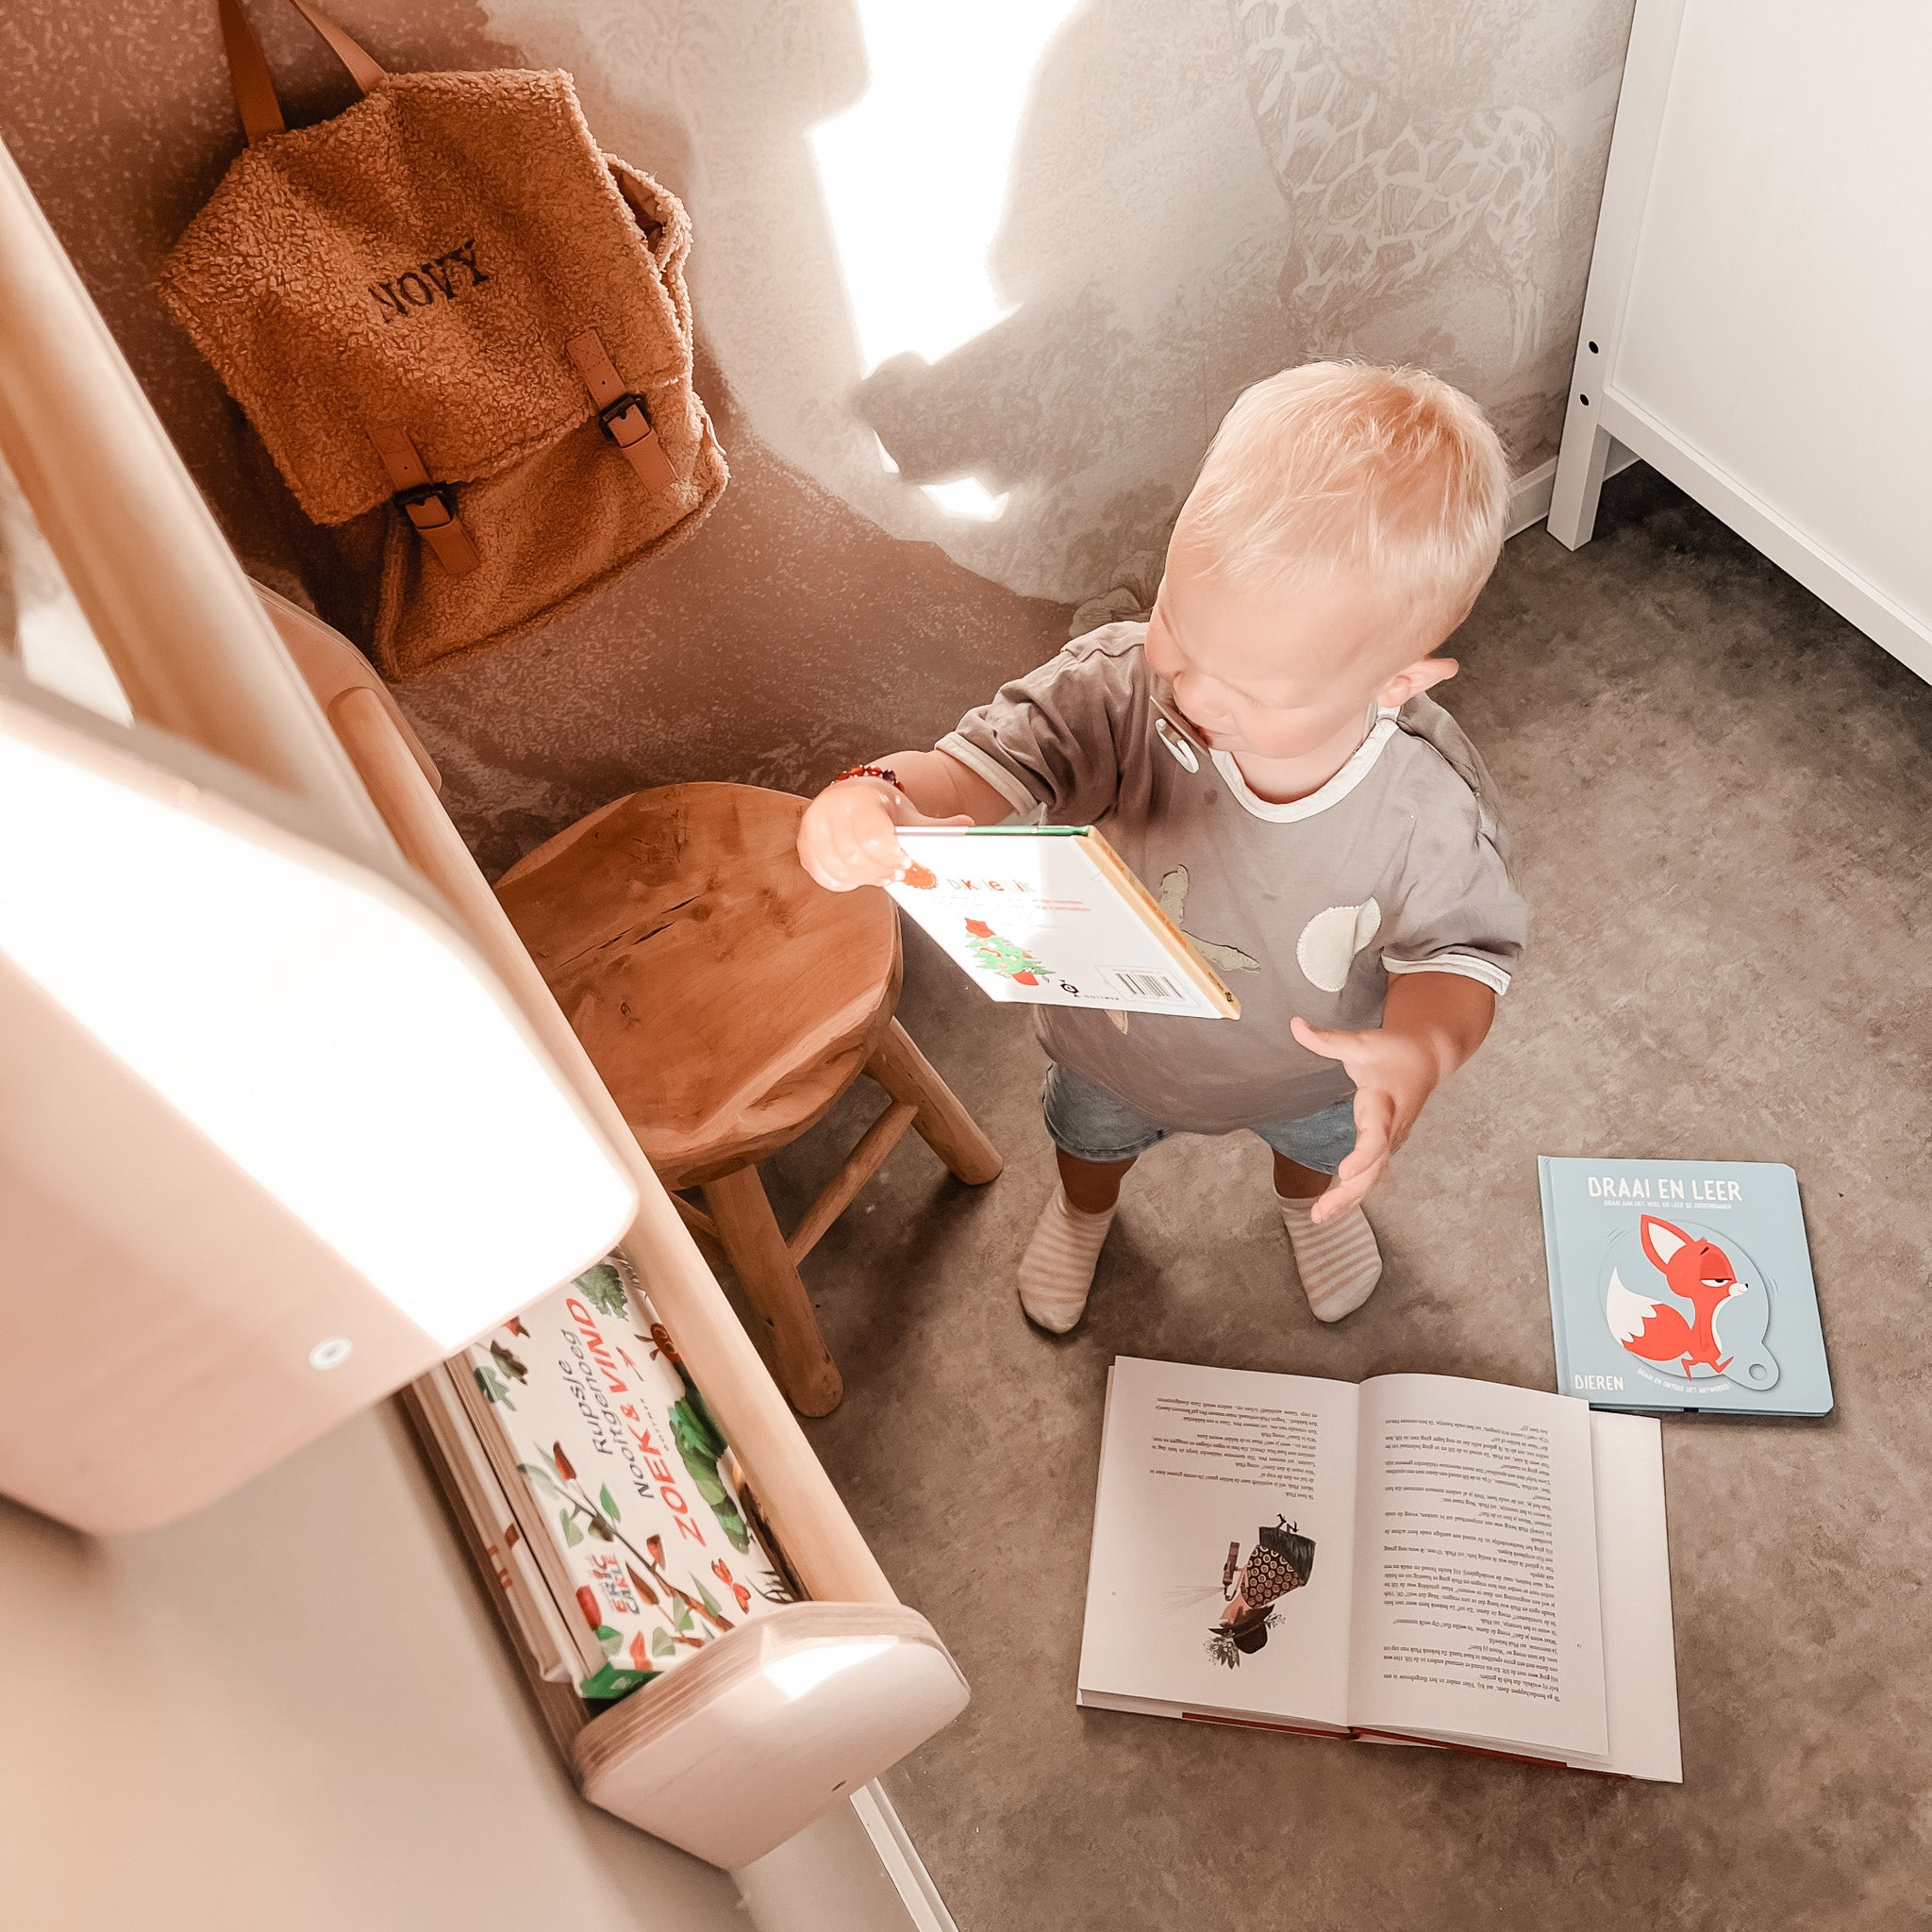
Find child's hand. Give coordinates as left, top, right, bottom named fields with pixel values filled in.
left=1290, top=974, right=1496, bottom=1223
left=796, top=776, right=970, bottom=891
left=1290, top=1017, right=1438, bottom=1223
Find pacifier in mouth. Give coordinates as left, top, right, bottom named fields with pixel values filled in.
left=1155, top=714, right=1201, bottom=772
left=1149, top=675, right=1208, bottom=773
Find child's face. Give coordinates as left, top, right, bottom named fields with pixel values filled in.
left=1145, top=529, right=1455, bottom=762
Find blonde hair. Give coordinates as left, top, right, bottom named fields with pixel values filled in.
left=1181, top=362, right=1510, bottom=642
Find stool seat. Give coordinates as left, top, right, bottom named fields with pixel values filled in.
left=496, top=781, right=1001, bottom=1415
left=496, top=784, right=899, bottom=1189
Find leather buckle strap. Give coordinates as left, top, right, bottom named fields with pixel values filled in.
left=565, top=329, right=678, bottom=491
left=366, top=423, right=480, bottom=576
left=394, top=482, right=481, bottom=576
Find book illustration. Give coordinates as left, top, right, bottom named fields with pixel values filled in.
left=465, top=1252, right=791, bottom=1699
left=575, top=1261, right=631, bottom=1320
left=963, top=917, right=1048, bottom=986
left=1208, top=1514, right=1317, bottom=1668
left=1599, top=1213, right=1769, bottom=1398
left=1602, top=1216, right=1780, bottom=1393
left=638, top=1318, right=765, bottom=1557
left=885, top=826, right=1239, bottom=1019
left=1155, top=865, right=1260, bottom=974
left=1540, top=1159, right=1827, bottom=1416
left=518, top=1438, right=733, bottom=1667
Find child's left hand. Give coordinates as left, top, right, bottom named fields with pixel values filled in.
left=1289, top=1017, right=1439, bottom=1223
left=1290, top=973, right=1498, bottom=1224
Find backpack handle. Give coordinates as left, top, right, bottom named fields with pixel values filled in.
left=217, top=0, right=387, bottom=145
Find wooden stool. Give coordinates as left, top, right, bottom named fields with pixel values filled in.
left=495, top=782, right=1002, bottom=1416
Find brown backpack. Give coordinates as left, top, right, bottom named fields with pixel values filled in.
left=157, top=0, right=727, bottom=678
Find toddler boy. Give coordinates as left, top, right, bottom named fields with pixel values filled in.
left=797, top=364, right=1526, bottom=1332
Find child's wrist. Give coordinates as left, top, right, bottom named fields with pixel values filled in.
left=830, top=763, right=904, bottom=794
left=826, top=766, right=909, bottom=817
left=1391, top=1025, right=1452, bottom=1094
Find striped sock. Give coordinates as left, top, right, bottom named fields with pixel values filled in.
left=1017, top=1185, right=1117, bottom=1334
left=1276, top=1191, right=1382, bottom=1322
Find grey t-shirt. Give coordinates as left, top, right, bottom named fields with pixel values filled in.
left=936, top=623, right=1527, bottom=1133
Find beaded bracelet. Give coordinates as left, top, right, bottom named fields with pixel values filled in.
left=830, top=763, right=904, bottom=791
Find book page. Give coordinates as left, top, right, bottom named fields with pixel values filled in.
left=1590, top=1412, right=1682, bottom=1781
left=888, top=828, right=1234, bottom=1018
left=1077, top=1358, right=1357, bottom=1728
left=1348, top=1375, right=1608, bottom=1760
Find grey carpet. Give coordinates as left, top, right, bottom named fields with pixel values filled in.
left=758, top=468, right=1932, bottom=1931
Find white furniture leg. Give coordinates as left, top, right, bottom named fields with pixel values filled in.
left=1548, top=416, right=1616, bottom=551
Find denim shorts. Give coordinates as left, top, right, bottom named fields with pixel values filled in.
left=1041, top=1060, right=1357, bottom=1172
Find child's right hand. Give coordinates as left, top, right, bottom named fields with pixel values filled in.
left=796, top=777, right=970, bottom=891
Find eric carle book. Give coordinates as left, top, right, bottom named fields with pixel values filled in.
left=461, top=1253, right=792, bottom=1699
left=1540, top=1158, right=1833, bottom=1418
left=885, top=825, right=1240, bottom=1020
left=1078, top=1357, right=1681, bottom=1781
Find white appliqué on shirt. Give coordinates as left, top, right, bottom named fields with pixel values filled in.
left=1297, top=898, right=1383, bottom=992
left=1156, top=865, right=1260, bottom=974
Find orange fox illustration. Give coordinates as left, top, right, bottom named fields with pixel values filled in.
left=1607, top=1215, right=1747, bottom=1377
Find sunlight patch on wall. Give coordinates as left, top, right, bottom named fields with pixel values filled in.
left=919, top=476, right=1010, bottom=522
left=809, top=0, right=1081, bottom=379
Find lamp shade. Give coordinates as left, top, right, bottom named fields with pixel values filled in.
left=0, top=687, right=638, bottom=1531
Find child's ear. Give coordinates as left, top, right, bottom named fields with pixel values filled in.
left=1378, top=656, right=1458, bottom=707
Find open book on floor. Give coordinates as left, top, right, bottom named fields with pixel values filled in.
left=1077, top=1357, right=1681, bottom=1782
left=885, top=825, right=1239, bottom=1019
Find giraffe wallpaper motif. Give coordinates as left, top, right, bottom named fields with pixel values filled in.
left=482, top=0, right=1635, bottom=612
left=1233, top=0, right=1559, bottom=363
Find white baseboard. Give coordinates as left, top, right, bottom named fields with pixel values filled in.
left=1508, top=441, right=1638, bottom=540
left=732, top=1784, right=956, bottom=1932
left=850, top=1784, right=958, bottom=1932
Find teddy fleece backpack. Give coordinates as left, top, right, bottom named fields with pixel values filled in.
left=157, top=0, right=727, bottom=678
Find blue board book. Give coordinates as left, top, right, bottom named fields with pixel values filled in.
left=1539, top=1158, right=1833, bottom=1417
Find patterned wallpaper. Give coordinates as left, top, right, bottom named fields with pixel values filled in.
left=0, top=0, right=1636, bottom=848
left=484, top=0, right=1636, bottom=608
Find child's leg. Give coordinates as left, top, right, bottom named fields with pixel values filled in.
left=1270, top=1152, right=1329, bottom=1201
left=1259, top=1104, right=1381, bottom=1322
left=1019, top=1065, right=1163, bottom=1333
left=1058, top=1147, right=1137, bottom=1210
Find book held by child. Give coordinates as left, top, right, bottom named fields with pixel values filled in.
left=1077, top=1357, right=1681, bottom=1781
left=1539, top=1158, right=1833, bottom=1417
left=885, top=824, right=1240, bottom=1020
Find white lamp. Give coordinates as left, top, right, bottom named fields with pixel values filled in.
left=0, top=687, right=637, bottom=1529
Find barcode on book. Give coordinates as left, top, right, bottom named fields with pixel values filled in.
left=1106, top=967, right=1184, bottom=1001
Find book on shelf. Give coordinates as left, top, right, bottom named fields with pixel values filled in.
left=885, top=824, right=1239, bottom=1019
left=448, top=1340, right=609, bottom=1685
left=410, top=1361, right=583, bottom=1685
left=1077, top=1357, right=1681, bottom=1782
left=458, top=1252, right=794, bottom=1701
left=1540, top=1158, right=1833, bottom=1417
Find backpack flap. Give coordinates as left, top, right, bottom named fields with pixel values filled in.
left=157, top=65, right=690, bottom=530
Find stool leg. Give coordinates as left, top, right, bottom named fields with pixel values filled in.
left=700, top=1164, right=844, bottom=1418
left=865, top=1019, right=1004, bottom=1186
